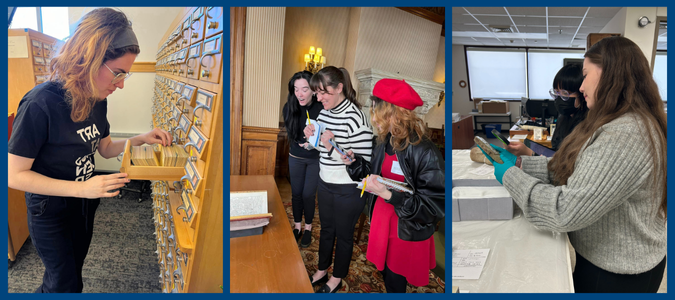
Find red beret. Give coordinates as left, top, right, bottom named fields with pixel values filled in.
left=372, top=79, right=424, bottom=110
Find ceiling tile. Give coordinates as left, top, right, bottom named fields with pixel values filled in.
left=511, top=16, right=547, bottom=26
left=475, top=16, right=513, bottom=27
left=504, top=7, right=546, bottom=16
left=548, top=18, right=584, bottom=27
left=452, top=14, right=477, bottom=24
left=548, top=7, right=589, bottom=17
left=582, top=17, right=613, bottom=27
left=587, top=7, right=622, bottom=18
left=462, top=7, right=508, bottom=15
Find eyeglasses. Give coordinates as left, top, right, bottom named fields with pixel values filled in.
left=549, top=88, right=573, bottom=101
left=103, top=63, right=132, bottom=84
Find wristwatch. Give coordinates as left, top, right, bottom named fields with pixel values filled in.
left=516, top=157, right=523, bottom=169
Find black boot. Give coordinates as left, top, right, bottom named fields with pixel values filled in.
left=300, top=229, right=312, bottom=247
left=293, top=228, right=301, bottom=242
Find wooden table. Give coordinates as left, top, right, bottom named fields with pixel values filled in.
left=230, top=175, right=313, bottom=293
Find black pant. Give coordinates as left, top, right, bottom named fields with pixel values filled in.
left=382, top=264, right=408, bottom=293
left=288, top=155, right=319, bottom=223
left=317, top=178, right=365, bottom=278
left=26, top=192, right=100, bottom=293
left=573, top=252, right=666, bottom=293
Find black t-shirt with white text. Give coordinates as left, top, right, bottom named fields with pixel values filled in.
left=8, top=81, right=110, bottom=182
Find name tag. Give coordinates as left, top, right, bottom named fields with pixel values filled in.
left=391, top=161, right=404, bottom=176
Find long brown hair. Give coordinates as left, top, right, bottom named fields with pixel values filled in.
left=309, top=66, right=360, bottom=108
left=548, top=36, right=667, bottom=218
left=370, top=96, right=427, bottom=152
left=49, top=8, right=140, bottom=122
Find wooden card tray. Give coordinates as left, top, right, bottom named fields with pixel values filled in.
left=119, top=140, right=185, bottom=181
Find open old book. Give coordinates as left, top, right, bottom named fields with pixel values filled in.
left=230, top=190, right=272, bottom=237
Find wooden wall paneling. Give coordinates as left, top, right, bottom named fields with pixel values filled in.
left=275, top=123, right=289, bottom=178
left=230, top=7, right=246, bottom=175
left=241, top=126, right=280, bottom=175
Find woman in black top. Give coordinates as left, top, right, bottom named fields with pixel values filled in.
left=507, top=64, right=589, bottom=155
left=282, top=71, right=322, bottom=247
left=7, top=9, right=170, bottom=293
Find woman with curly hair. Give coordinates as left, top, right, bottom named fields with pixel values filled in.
left=342, top=79, right=445, bottom=293
left=8, top=8, right=171, bottom=293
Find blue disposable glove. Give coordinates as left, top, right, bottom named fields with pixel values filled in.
left=476, top=144, right=517, bottom=185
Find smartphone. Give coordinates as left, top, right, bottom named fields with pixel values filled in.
left=491, top=129, right=510, bottom=145
left=329, top=140, right=352, bottom=162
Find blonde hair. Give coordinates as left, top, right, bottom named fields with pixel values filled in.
left=370, top=96, right=427, bottom=152
left=49, top=8, right=140, bottom=122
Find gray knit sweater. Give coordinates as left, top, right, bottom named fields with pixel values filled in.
left=503, top=113, right=666, bottom=275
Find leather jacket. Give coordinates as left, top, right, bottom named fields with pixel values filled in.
left=346, top=134, right=445, bottom=241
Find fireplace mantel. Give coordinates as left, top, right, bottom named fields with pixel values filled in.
left=354, top=68, right=445, bottom=117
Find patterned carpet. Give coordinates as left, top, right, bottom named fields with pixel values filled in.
left=8, top=180, right=161, bottom=293
left=284, top=203, right=445, bottom=293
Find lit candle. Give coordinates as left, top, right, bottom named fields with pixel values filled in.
left=309, top=46, right=315, bottom=55
left=316, top=48, right=322, bottom=56
left=313, top=54, right=320, bottom=63
left=304, top=54, right=310, bottom=63
left=321, top=56, right=326, bottom=65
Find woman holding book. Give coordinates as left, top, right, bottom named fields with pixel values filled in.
left=303, top=66, right=373, bottom=293
left=341, top=79, right=445, bottom=293
left=7, top=8, right=170, bottom=293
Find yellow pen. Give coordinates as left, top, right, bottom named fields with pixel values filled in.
left=360, top=175, right=369, bottom=198
left=306, top=111, right=311, bottom=125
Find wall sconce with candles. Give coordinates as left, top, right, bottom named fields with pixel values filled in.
left=304, top=46, right=326, bottom=74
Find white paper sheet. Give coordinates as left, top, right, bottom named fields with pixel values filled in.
left=511, top=134, right=528, bottom=140
left=8, top=36, right=29, bottom=58
left=452, top=249, right=490, bottom=280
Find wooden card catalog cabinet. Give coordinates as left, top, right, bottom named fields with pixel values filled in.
left=147, top=7, right=223, bottom=293
left=6, top=28, right=64, bottom=260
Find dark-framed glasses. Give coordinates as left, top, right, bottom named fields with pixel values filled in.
left=104, top=63, right=132, bottom=84
left=549, top=88, right=572, bottom=101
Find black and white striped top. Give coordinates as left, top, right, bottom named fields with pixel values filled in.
left=317, top=98, right=373, bottom=184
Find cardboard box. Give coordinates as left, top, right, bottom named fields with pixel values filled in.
left=481, top=101, right=510, bottom=114
left=452, top=186, right=515, bottom=222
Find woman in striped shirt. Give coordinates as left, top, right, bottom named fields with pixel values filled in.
left=303, top=66, right=373, bottom=293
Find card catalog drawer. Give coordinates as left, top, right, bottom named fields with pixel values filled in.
left=184, top=126, right=209, bottom=162
left=204, top=7, right=223, bottom=39
left=189, top=7, right=206, bottom=45
left=179, top=16, right=192, bottom=50
left=34, top=65, right=48, bottom=74
left=119, top=140, right=185, bottom=181
left=198, top=34, right=222, bottom=84
left=185, top=43, right=202, bottom=80
left=31, top=39, right=43, bottom=57
left=192, top=89, right=217, bottom=139
left=178, top=84, right=197, bottom=108
left=34, top=56, right=45, bottom=65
